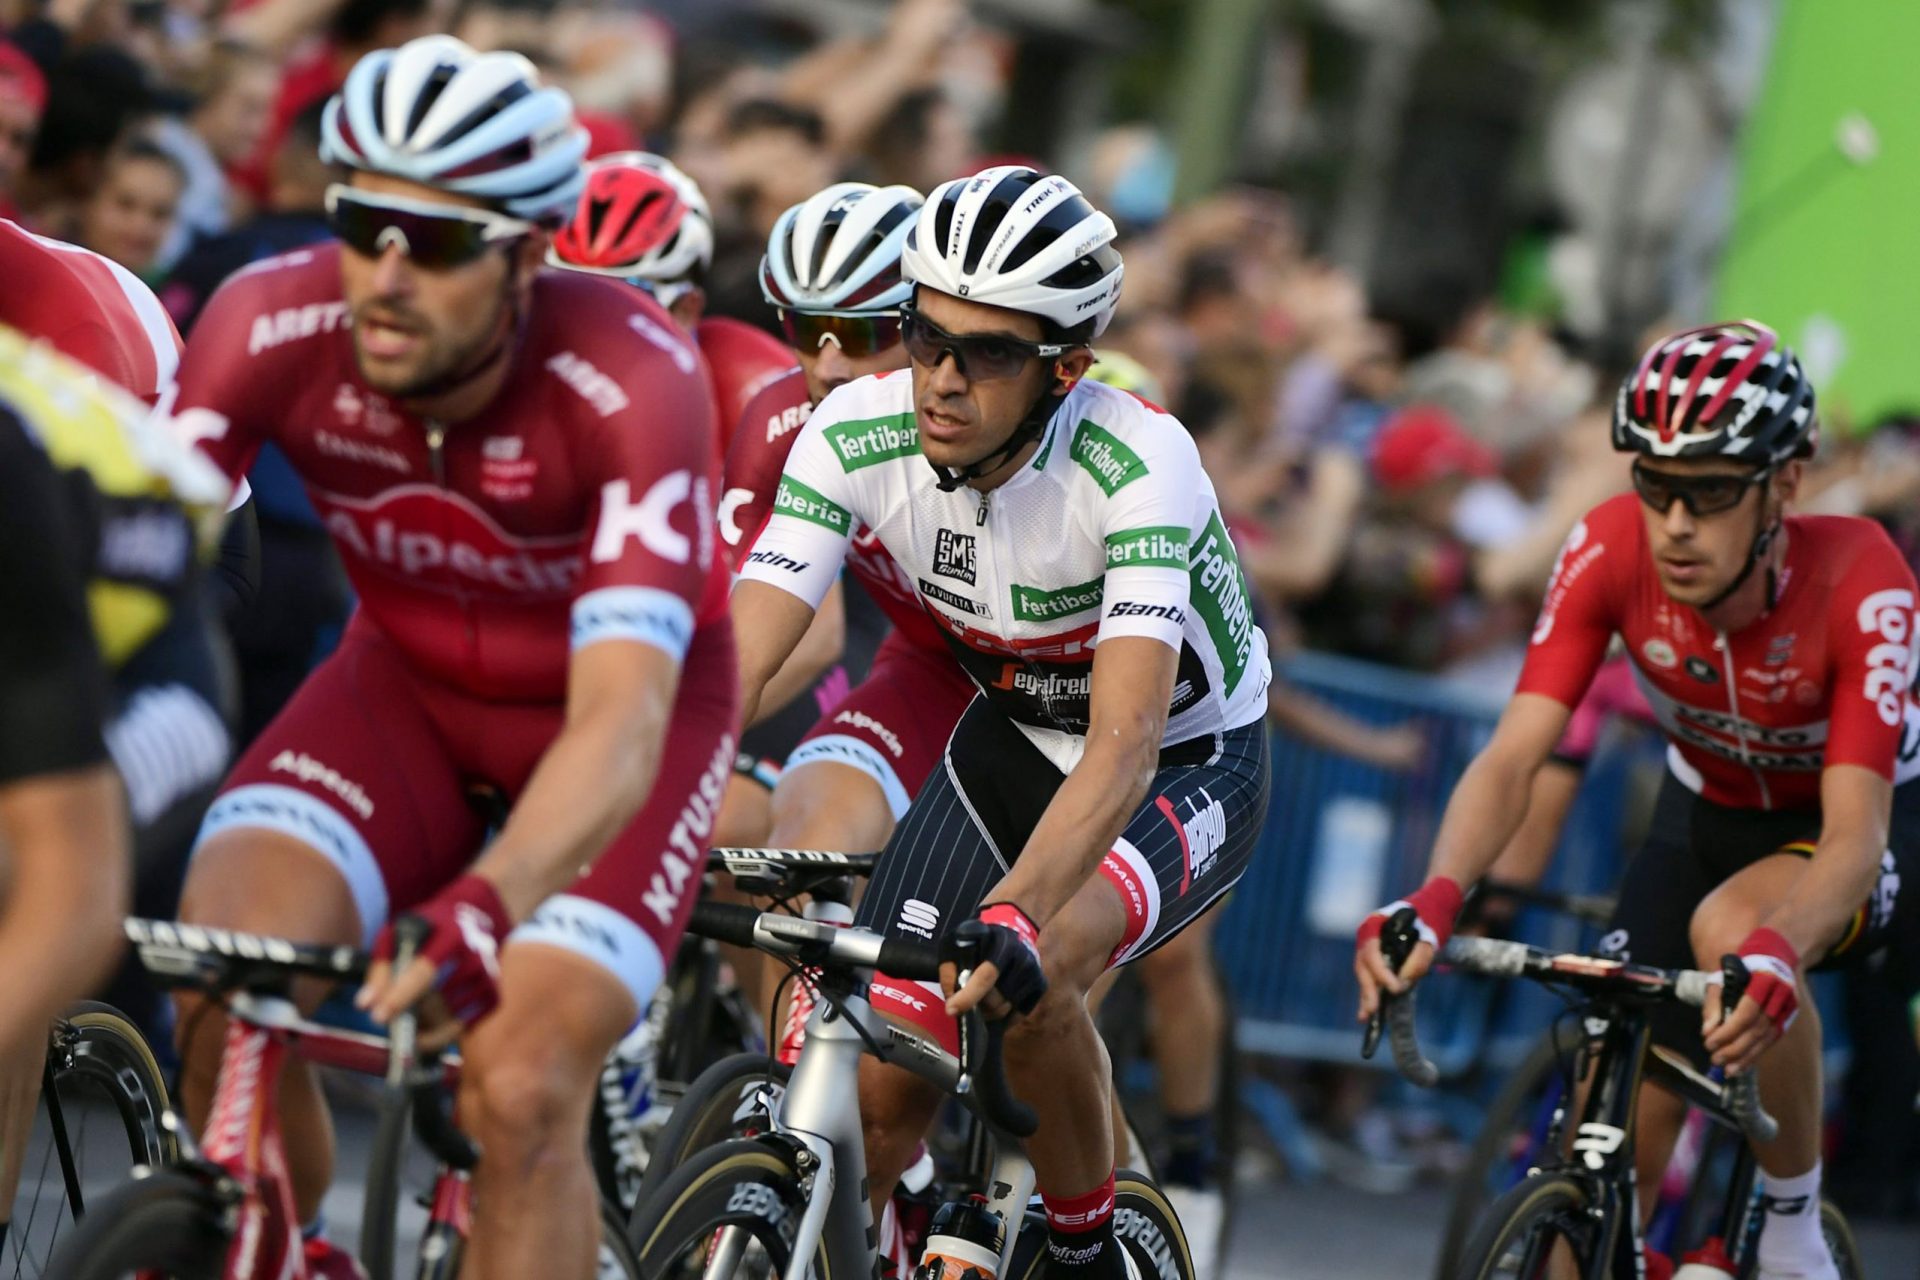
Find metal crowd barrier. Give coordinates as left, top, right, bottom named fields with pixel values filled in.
left=1215, top=651, right=1658, bottom=1079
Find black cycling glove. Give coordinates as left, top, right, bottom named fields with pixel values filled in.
left=944, top=903, right=1048, bottom=1015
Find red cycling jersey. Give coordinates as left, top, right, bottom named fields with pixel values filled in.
left=723, top=367, right=947, bottom=654
left=0, top=219, right=182, bottom=404
left=1519, top=493, right=1920, bottom=810
left=696, top=316, right=795, bottom=458
left=172, top=245, right=728, bottom=701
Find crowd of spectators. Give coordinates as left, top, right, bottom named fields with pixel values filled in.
left=7, top=0, right=1920, bottom=691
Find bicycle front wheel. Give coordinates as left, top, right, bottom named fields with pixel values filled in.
left=1008, top=1170, right=1197, bottom=1280
left=628, top=1140, right=833, bottom=1279
left=1451, top=1173, right=1601, bottom=1280
left=1819, top=1199, right=1863, bottom=1280
left=38, top=1170, right=226, bottom=1279
left=1436, top=1030, right=1570, bottom=1280
left=5, top=1002, right=177, bottom=1277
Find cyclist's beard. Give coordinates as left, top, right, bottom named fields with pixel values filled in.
left=352, top=278, right=517, bottom=403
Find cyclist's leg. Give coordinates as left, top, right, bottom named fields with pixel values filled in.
left=459, top=637, right=735, bottom=1279
left=1131, top=907, right=1224, bottom=1183
left=176, top=624, right=480, bottom=1222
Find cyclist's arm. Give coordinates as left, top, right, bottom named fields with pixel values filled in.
left=474, top=639, right=685, bottom=917
left=1765, top=763, right=1892, bottom=961
left=732, top=406, right=865, bottom=724
left=0, top=430, right=129, bottom=1049
left=752, top=576, right=846, bottom=725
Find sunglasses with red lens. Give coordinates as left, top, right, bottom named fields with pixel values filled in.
left=1630, top=460, right=1769, bottom=517
left=777, top=309, right=903, bottom=360
left=325, top=184, right=533, bottom=270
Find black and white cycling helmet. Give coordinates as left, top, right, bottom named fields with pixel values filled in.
left=321, top=35, right=589, bottom=226
left=1613, top=320, right=1817, bottom=466
left=902, top=166, right=1124, bottom=340
left=761, top=182, right=923, bottom=314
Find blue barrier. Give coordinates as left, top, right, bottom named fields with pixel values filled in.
left=1215, top=651, right=1655, bottom=1078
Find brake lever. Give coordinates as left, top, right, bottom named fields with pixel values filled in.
left=1362, top=907, right=1419, bottom=1061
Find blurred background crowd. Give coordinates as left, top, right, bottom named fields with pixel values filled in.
left=1, top=0, right=1914, bottom=1257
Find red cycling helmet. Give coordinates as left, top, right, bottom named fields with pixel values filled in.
left=548, top=156, right=711, bottom=285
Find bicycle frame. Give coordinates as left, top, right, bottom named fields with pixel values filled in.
left=185, top=992, right=471, bottom=1280
left=753, top=973, right=1037, bottom=1280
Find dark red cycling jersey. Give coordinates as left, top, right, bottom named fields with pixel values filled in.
left=696, top=316, right=795, bottom=458
left=1519, top=493, right=1920, bottom=809
left=722, top=367, right=947, bottom=653
left=172, top=245, right=727, bottom=701
left=0, top=219, right=182, bottom=405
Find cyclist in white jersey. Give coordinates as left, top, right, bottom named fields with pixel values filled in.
left=732, top=166, right=1272, bottom=1279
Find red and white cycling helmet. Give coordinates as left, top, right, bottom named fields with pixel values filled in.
left=1613, top=320, right=1817, bottom=466
left=548, top=152, right=714, bottom=286
left=321, top=35, right=588, bottom=226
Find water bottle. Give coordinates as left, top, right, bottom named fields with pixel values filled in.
left=911, top=1196, right=1005, bottom=1280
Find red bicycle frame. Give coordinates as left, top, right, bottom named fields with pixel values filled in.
left=188, top=993, right=469, bottom=1279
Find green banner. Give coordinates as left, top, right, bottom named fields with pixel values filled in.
left=1716, top=0, right=1920, bottom=430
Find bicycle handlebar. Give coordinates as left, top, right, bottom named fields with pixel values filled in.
left=684, top=899, right=1038, bottom=1138
left=125, top=917, right=365, bottom=987
left=1364, top=932, right=1779, bottom=1144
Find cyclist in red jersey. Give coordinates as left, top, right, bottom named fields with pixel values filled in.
left=547, top=153, right=851, bottom=855
left=1356, top=322, right=1919, bottom=1280
left=167, top=37, right=734, bottom=1280
left=546, top=150, right=793, bottom=456
left=728, top=181, right=980, bottom=884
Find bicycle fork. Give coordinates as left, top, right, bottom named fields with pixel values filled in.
left=1569, top=1010, right=1655, bottom=1280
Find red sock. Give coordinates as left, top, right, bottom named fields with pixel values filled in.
left=1042, top=1172, right=1121, bottom=1276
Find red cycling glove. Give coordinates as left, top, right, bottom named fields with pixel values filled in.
left=1356, top=876, right=1465, bottom=955
left=372, top=874, right=514, bottom=1028
left=1718, top=926, right=1800, bottom=1034
left=943, top=903, right=1046, bottom=1015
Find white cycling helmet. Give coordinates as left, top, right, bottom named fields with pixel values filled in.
left=321, top=35, right=589, bottom=226
left=902, top=166, right=1124, bottom=339
left=761, top=182, right=923, bottom=314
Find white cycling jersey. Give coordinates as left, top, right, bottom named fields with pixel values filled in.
left=739, top=372, right=1271, bottom=769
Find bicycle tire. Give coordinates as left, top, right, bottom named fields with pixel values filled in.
left=3, top=1002, right=178, bottom=1278
left=594, top=1198, right=643, bottom=1279
left=628, top=1140, right=834, bottom=1279
left=38, top=1169, right=226, bottom=1278
left=630, top=1053, right=790, bottom=1213
left=1450, top=1172, right=1601, bottom=1280
left=1435, top=1030, right=1570, bottom=1280
left=1007, top=1170, right=1196, bottom=1280
left=359, top=1089, right=412, bottom=1280
left=1818, top=1199, right=1864, bottom=1280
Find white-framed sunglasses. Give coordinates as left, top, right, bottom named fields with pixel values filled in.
left=325, top=184, right=534, bottom=268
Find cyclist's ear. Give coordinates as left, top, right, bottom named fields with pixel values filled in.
left=1770, top=458, right=1804, bottom=509
left=1053, top=348, right=1095, bottom=394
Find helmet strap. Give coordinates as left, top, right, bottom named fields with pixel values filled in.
left=928, top=379, right=1067, bottom=493
left=1697, top=472, right=1781, bottom=613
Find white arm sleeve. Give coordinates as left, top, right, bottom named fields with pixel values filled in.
left=733, top=417, right=856, bottom=610
left=1096, top=422, right=1203, bottom=651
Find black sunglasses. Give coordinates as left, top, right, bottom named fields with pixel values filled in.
left=1630, top=459, right=1770, bottom=517
left=325, top=184, right=532, bottom=270
left=899, top=304, right=1071, bottom=381
left=778, top=309, right=903, bottom=360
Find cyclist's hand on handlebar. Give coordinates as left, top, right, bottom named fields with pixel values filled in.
left=359, top=873, right=513, bottom=1040
left=1703, top=927, right=1800, bottom=1074
left=942, top=903, right=1046, bottom=1018
left=1353, top=877, right=1464, bottom=1022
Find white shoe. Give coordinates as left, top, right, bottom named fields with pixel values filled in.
left=1163, top=1184, right=1224, bottom=1278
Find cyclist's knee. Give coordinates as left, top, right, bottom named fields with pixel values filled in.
left=768, top=761, right=894, bottom=853
left=462, top=1041, right=588, bottom=1160
left=858, top=1059, right=940, bottom=1182
left=1005, top=982, right=1096, bottom=1060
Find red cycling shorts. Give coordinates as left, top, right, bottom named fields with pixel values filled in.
left=193, top=614, right=737, bottom=1009
left=784, top=630, right=977, bottom=817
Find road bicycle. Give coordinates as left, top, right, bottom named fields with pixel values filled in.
left=0, top=1002, right=173, bottom=1278
left=44, top=918, right=640, bottom=1279
left=1366, top=910, right=1863, bottom=1280
left=629, top=898, right=1197, bottom=1278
